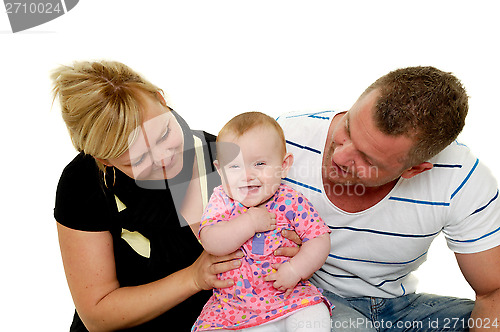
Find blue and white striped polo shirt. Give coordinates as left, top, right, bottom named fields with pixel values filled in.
left=277, top=110, right=500, bottom=298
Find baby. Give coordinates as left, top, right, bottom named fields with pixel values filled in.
left=192, top=112, right=331, bottom=332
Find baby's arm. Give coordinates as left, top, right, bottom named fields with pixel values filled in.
left=267, top=233, right=330, bottom=296
left=200, top=206, right=276, bottom=256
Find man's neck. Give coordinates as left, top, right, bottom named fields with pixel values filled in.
left=323, top=179, right=399, bottom=213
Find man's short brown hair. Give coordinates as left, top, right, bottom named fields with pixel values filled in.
left=363, top=66, right=469, bottom=166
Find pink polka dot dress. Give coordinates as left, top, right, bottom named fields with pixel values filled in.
left=192, top=184, right=331, bottom=331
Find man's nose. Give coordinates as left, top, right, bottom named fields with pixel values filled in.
left=333, top=141, right=356, bottom=167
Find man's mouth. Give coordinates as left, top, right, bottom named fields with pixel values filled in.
left=330, top=158, right=355, bottom=178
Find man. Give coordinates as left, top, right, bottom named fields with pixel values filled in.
left=277, top=66, right=500, bottom=331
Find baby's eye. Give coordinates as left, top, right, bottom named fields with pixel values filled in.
left=228, top=164, right=240, bottom=169
left=255, top=162, right=266, bottom=167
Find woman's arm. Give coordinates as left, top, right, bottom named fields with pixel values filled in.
left=57, top=223, right=241, bottom=331
left=199, top=206, right=276, bottom=256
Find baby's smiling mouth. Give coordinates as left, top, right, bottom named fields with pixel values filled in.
left=238, top=185, right=261, bottom=193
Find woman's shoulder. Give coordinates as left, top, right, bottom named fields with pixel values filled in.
left=61, top=152, right=98, bottom=176
left=193, top=130, right=216, bottom=143
left=57, top=153, right=104, bottom=194
left=191, top=130, right=217, bottom=144
left=54, top=152, right=113, bottom=231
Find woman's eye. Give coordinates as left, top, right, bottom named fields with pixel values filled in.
left=158, top=126, right=170, bottom=143
left=132, top=154, right=146, bottom=167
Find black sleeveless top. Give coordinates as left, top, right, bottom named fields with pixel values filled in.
left=54, top=112, right=219, bottom=331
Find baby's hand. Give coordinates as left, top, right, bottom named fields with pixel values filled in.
left=247, top=206, right=276, bottom=233
left=264, top=261, right=301, bottom=298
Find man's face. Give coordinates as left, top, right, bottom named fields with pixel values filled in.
left=322, top=89, right=414, bottom=188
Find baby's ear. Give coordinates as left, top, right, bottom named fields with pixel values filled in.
left=213, top=160, right=222, bottom=176
left=281, top=153, right=294, bottom=178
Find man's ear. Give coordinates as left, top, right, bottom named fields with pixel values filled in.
left=401, top=162, right=433, bottom=179
left=280, top=153, right=294, bottom=178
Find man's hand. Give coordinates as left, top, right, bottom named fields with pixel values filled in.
left=274, top=229, right=302, bottom=257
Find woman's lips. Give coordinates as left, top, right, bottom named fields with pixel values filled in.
left=154, top=153, right=175, bottom=171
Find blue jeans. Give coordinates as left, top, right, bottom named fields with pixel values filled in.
left=323, top=290, right=474, bottom=331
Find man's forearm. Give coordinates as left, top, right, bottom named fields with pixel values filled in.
left=470, top=288, right=500, bottom=331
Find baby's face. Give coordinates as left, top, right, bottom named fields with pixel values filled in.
left=216, top=126, right=287, bottom=207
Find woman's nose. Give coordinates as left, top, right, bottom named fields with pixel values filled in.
left=151, top=146, right=173, bottom=166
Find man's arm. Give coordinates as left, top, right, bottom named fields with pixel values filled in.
left=456, top=245, right=500, bottom=331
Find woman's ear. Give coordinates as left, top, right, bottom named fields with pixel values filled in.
left=280, top=153, right=294, bottom=178
left=156, top=90, right=168, bottom=107
left=95, top=157, right=112, bottom=167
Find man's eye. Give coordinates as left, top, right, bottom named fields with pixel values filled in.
left=362, top=156, right=374, bottom=166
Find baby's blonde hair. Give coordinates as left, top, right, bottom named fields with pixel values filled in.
left=51, top=60, right=163, bottom=169
left=217, top=111, right=287, bottom=157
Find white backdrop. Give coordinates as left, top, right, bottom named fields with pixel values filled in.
left=1, top=1, right=499, bottom=330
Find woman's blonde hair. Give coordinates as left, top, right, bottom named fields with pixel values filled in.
left=51, top=60, right=163, bottom=169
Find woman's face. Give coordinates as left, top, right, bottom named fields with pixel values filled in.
left=106, top=94, right=185, bottom=180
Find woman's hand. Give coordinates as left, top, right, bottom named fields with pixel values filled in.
left=273, top=229, right=302, bottom=257
left=191, top=250, right=244, bottom=291
left=58, top=223, right=245, bottom=331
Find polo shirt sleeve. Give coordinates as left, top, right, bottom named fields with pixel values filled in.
left=443, top=151, right=500, bottom=254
